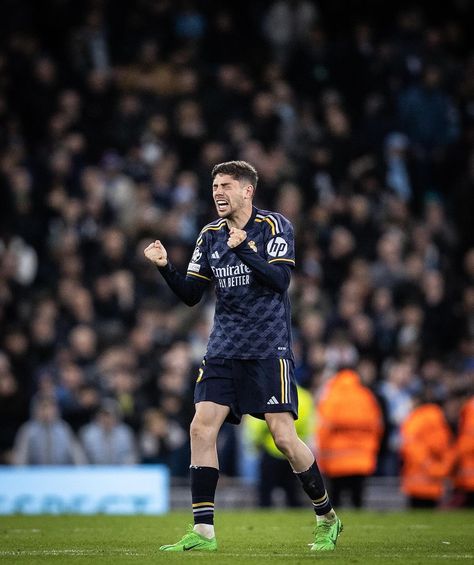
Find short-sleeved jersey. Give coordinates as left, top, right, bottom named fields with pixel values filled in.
left=186, top=207, right=295, bottom=360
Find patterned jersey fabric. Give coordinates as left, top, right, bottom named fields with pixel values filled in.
left=186, top=207, right=295, bottom=359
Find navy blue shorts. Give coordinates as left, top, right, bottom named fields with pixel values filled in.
left=194, top=357, right=298, bottom=425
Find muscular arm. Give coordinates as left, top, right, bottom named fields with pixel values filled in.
left=232, top=242, right=291, bottom=293
left=158, top=262, right=208, bottom=306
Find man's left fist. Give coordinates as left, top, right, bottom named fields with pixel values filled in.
left=227, top=227, right=247, bottom=248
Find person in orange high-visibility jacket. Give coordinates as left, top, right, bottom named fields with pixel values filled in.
left=316, top=369, right=384, bottom=508
left=400, top=402, right=454, bottom=508
left=455, top=397, right=474, bottom=507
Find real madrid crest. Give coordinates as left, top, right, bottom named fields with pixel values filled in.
left=248, top=240, right=257, bottom=252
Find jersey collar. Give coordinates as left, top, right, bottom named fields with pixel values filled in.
left=243, top=206, right=258, bottom=230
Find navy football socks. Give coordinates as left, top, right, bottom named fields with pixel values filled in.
left=190, top=466, right=219, bottom=525
left=296, top=461, right=333, bottom=516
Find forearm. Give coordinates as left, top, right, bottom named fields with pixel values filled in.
left=232, top=243, right=291, bottom=293
left=158, top=262, right=207, bottom=306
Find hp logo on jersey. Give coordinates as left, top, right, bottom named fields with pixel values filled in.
left=266, top=236, right=288, bottom=258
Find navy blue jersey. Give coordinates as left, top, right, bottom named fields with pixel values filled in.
left=186, top=207, right=295, bottom=360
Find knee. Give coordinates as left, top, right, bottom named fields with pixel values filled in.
left=190, top=417, right=216, bottom=445
left=272, top=431, right=296, bottom=457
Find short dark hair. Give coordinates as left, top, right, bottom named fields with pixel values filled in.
left=211, top=160, right=258, bottom=190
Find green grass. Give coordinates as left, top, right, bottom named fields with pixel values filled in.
left=0, top=510, right=473, bottom=564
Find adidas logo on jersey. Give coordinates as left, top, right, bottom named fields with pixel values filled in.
left=211, top=250, right=220, bottom=259
left=267, top=396, right=279, bottom=405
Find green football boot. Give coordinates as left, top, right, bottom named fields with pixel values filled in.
left=159, top=525, right=217, bottom=552
left=310, top=517, right=343, bottom=551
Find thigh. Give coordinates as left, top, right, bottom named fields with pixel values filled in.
left=264, top=411, right=299, bottom=440
left=236, top=358, right=298, bottom=420
left=193, top=400, right=230, bottom=430
left=194, top=358, right=242, bottom=424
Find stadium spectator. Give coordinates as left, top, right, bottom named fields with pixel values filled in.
left=12, top=395, right=86, bottom=465
left=139, top=407, right=187, bottom=466
left=263, top=0, right=318, bottom=66
left=79, top=398, right=138, bottom=465
left=377, top=359, right=418, bottom=475
left=316, top=368, right=384, bottom=508
left=158, top=391, right=192, bottom=477
left=400, top=399, right=455, bottom=508
left=0, top=352, right=28, bottom=463
left=454, top=396, right=474, bottom=507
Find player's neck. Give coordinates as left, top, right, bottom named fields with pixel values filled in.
left=226, top=204, right=253, bottom=230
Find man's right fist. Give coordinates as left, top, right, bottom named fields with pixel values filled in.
left=144, top=240, right=168, bottom=267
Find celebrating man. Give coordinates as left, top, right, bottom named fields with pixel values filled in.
left=144, top=160, right=342, bottom=552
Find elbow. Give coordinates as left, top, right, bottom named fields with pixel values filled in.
left=272, top=284, right=287, bottom=294
left=270, top=267, right=291, bottom=294
left=274, top=278, right=290, bottom=294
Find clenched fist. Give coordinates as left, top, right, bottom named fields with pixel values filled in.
left=144, top=240, right=168, bottom=267
left=227, top=227, right=247, bottom=248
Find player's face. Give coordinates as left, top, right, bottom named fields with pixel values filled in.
left=212, top=173, right=251, bottom=218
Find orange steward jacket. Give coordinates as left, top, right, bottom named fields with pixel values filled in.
left=316, top=370, right=384, bottom=477
left=400, top=403, right=454, bottom=500
left=455, top=397, right=474, bottom=492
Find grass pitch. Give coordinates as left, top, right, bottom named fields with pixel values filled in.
left=1, top=510, right=473, bottom=564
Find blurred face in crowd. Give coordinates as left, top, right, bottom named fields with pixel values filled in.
left=350, top=313, right=374, bottom=344
left=212, top=173, right=253, bottom=220
left=388, top=361, right=413, bottom=388
left=357, top=358, right=377, bottom=387
left=0, top=354, right=17, bottom=397
left=277, top=183, right=302, bottom=221
left=401, top=304, right=424, bottom=326
left=161, top=394, right=183, bottom=416
left=4, top=330, right=29, bottom=356
left=35, top=57, right=56, bottom=84
left=300, top=311, right=325, bottom=342
left=144, top=409, right=167, bottom=437
left=70, top=325, right=97, bottom=358
left=404, top=253, right=424, bottom=282
left=463, top=286, right=474, bottom=312
left=0, top=371, right=17, bottom=397
left=98, top=410, right=117, bottom=430
left=78, top=386, right=100, bottom=409
left=35, top=399, right=59, bottom=424
left=329, top=227, right=354, bottom=258
left=422, top=270, right=445, bottom=304
left=350, top=195, right=370, bottom=223
left=102, top=228, right=126, bottom=260
left=111, top=370, right=136, bottom=394
left=464, top=248, right=474, bottom=279
left=60, top=363, right=84, bottom=391
left=30, top=316, right=55, bottom=345
left=372, top=287, right=393, bottom=313
left=423, top=66, right=442, bottom=89
left=378, top=232, right=403, bottom=265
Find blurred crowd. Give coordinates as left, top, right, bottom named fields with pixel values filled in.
left=0, top=0, right=473, bottom=503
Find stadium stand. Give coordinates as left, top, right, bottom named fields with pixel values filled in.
left=0, top=0, right=473, bottom=507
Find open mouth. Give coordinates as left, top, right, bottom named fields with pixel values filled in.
left=215, top=200, right=229, bottom=212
